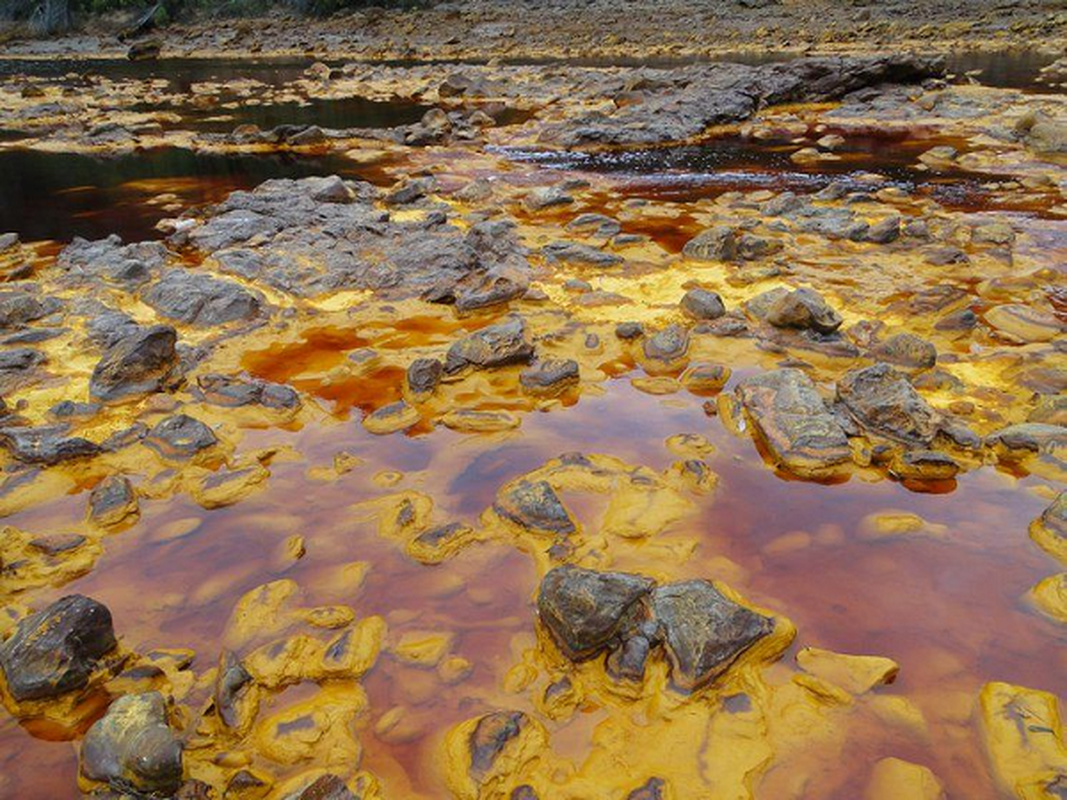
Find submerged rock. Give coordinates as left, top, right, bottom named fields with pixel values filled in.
left=80, top=691, right=183, bottom=796
left=736, top=369, right=851, bottom=474
left=0, top=595, right=117, bottom=701
left=538, top=566, right=654, bottom=660
left=89, top=324, right=180, bottom=401
left=89, top=475, right=139, bottom=527
left=469, top=710, right=528, bottom=781
left=444, top=316, right=534, bottom=374
left=494, top=480, right=576, bottom=535
left=293, top=774, right=359, bottom=800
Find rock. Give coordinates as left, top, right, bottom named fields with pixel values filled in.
left=652, top=580, right=773, bottom=691
left=0, top=424, right=101, bottom=465
left=469, top=711, right=528, bottom=781
left=89, top=324, right=180, bottom=401
left=542, top=241, right=622, bottom=268
left=796, top=647, right=899, bottom=695
left=29, top=533, right=87, bottom=556
left=836, top=363, right=940, bottom=445
left=195, top=373, right=299, bottom=409
left=869, top=333, right=937, bottom=369
left=764, top=288, right=843, bottom=334
left=214, top=650, right=253, bottom=730
left=144, top=414, right=218, bottom=459
left=524, top=186, right=573, bottom=211
left=1030, top=396, right=1067, bottom=427
left=1016, top=111, right=1067, bottom=154
left=127, top=40, right=161, bottom=61
left=682, top=226, right=737, bottom=261
left=0, top=290, right=61, bottom=329
left=0, top=595, right=116, bottom=701
left=363, top=400, right=420, bottom=435
left=80, top=691, right=183, bottom=796
left=681, top=363, right=731, bottom=393
left=615, top=322, right=644, bottom=340
left=89, top=475, right=139, bottom=527
left=736, top=369, right=851, bottom=474
left=567, top=213, right=621, bottom=238
left=865, top=758, right=945, bottom=800
left=293, top=774, right=358, bottom=800
left=642, top=325, right=690, bottom=371
left=985, top=304, right=1063, bottom=343
left=406, top=357, right=443, bottom=399
left=890, top=449, right=960, bottom=481
left=538, top=565, right=654, bottom=660
left=986, top=423, right=1067, bottom=455
left=57, top=236, right=168, bottom=286
left=494, top=480, right=576, bottom=535
left=520, top=359, right=579, bottom=396
left=865, top=216, right=901, bottom=244
left=627, top=778, right=667, bottom=800
left=680, top=288, right=726, bottom=321
left=142, top=271, right=261, bottom=328
left=444, top=317, right=534, bottom=374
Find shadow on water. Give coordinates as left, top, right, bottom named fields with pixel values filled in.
left=0, top=147, right=375, bottom=242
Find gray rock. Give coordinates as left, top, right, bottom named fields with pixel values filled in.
left=0, top=424, right=101, bottom=465
left=682, top=226, right=736, bottom=262
left=541, top=241, right=623, bottom=268
left=652, top=580, right=773, bottom=691
left=524, top=186, right=573, bottom=211
left=643, top=324, right=690, bottom=365
left=144, top=414, right=217, bottom=459
left=406, top=358, right=443, bottom=398
left=292, top=774, right=358, bottom=800
left=869, top=333, right=937, bottom=369
left=865, top=216, right=901, bottom=244
left=142, top=271, right=261, bottom=328
left=444, top=316, right=534, bottom=374
left=0, top=595, right=116, bottom=701
left=57, top=236, right=168, bottom=286
left=469, top=711, right=528, bottom=781
left=680, top=288, right=726, bottom=321
left=214, top=650, right=253, bottom=730
left=627, top=778, right=667, bottom=800
left=89, top=324, right=180, bottom=401
left=89, top=475, right=138, bottom=527
left=736, top=368, right=851, bottom=473
left=195, top=373, right=298, bottom=409
left=0, top=291, right=61, bottom=329
left=494, top=480, right=576, bottom=536
left=520, top=359, right=579, bottom=396
left=836, top=363, right=941, bottom=445
left=538, top=565, right=654, bottom=660
left=765, top=288, right=843, bottom=334
left=986, top=423, right=1067, bottom=455
left=615, top=322, right=644, bottom=340
left=80, top=691, right=183, bottom=796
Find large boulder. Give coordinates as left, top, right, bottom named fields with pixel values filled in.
left=0, top=595, right=117, bottom=701
left=736, top=369, right=851, bottom=473
left=80, top=691, right=183, bottom=796
left=89, top=324, right=180, bottom=401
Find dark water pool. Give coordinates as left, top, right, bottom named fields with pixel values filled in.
left=0, top=147, right=375, bottom=242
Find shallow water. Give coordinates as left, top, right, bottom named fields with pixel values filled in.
left=0, top=48, right=1063, bottom=800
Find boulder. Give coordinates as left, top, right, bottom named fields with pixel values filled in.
left=89, top=324, right=180, bottom=401
left=736, top=369, right=851, bottom=473
left=0, top=595, right=116, bottom=701
left=538, top=565, right=654, bottom=660
left=80, top=691, right=183, bottom=796
left=836, top=363, right=941, bottom=445
left=89, top=475, right=139, bottom=527
left=142, top=271, right=261, bottom=328
left=680, top=288, right=726, bottom=321
left=764, top=288, right=843, bottom=334
left=651, top=580, right=773, bottom=691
